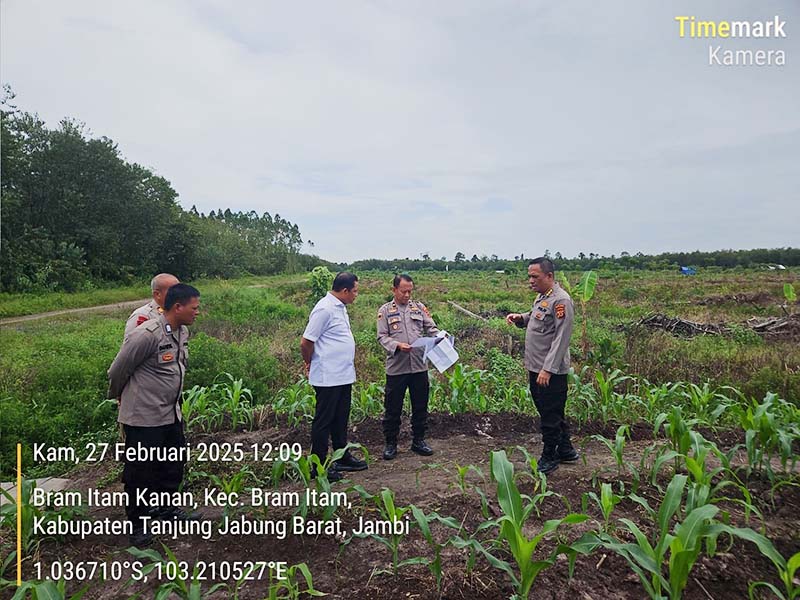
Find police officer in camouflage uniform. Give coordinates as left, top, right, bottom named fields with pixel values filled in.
left=108, top=283, right=200, bottom=546
left=506, top=258, right=576, bottom=474
left=377, top=274, right=440, bottom=460
left=124, top=273, right=180, bottom=341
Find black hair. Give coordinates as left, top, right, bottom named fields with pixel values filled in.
left=164, top=283, right=200, bottom=311
left=529, top=257, right=555, bottom=275
left=332, top=272, right=358, bottom=292
left=392, top=274, right=413, bottom=287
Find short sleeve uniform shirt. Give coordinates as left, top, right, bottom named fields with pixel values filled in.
left=302, top=292, right=356, bottom=387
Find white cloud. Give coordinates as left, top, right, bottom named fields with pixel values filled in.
left=2, top=0, right=798, bottom=262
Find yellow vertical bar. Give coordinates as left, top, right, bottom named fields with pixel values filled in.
left=17, top=443, right=22, bottom=586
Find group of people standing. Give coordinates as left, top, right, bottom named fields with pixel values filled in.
left=301, top=257, right=577, bottom=480
left=107, top=256, right=576, bottom=545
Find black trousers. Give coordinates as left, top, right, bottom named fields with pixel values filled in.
left=311, top=384, right=352, bottom=465
left=529, top=372, right=570, bottom=450
left=122, top=418, right=185, bottom=525
left=383, top=371, right=429, bottom=442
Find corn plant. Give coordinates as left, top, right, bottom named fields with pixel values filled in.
left=451, top=463, right=485, bottom=495
left=748, top=549, right=800, bottom=600
left=200, top=466, right=253, bottom=518
left=442, top=364, right=492, bottom=413
left=0, top=480, right=84, bottom=560
left=559, top=270, right=598, bottom=357
left=350, top=382, right=384, bottom=423
left=273, top=379, right=316, bottom=427
left=347, top=487, right=416, bottom=574
left=655, top=406, right=700, bottom=470
left=594, top=369, right=632, bottom=424
left=737, top=393, right=800, bottom=480
left=7, top=579, right=89, bottom=600
left=680, top=382, right=730, bottom=427
left=181, top=373, right=254, bottom=432
left=591, top=424, right=630, bottom=477
left=409, top=505, right=462, bottom=591
left=596, top=474, right=723, bottom=600
left=283, top=445, right=363, bottom=520
left=582, top=482, right=621, bottom=533
left=456, top=450, right=589, bottom=599
left=265, top=562, right=325, bottom=600
left=634, top=380, right=684, bottom=424
left=682, top=433, right=760, bottom=524
left=126, top=545, right=228, bottom=600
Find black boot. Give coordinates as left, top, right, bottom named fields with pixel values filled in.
left=411, top=439, right=434, bottom=456
left=556, top=437, right=580, bottom=463
left=383, top=442, right=398, bottom=461
left=129, top=523, right=153, bottom=547
left=537, top=446, right=559, bottom=474
left=333, top=451, right=368, bottom=471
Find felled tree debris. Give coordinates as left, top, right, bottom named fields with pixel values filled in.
left=697, top=292, right=773, bottom=306
left=636, top=313, right=726, bottom=337
left=746, top=314, right=800, bottom=338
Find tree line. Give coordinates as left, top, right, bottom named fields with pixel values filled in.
left=0, top=89, right=328, bottom=292
left=349, top=247, right=800, bottom=274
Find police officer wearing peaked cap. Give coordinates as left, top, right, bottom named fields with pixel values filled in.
left=107, top=283, right=201, bottom=546
left=377, top=274, right=440, bottom=460
left=506, top=258, right=577, bottom=475
left=123, top=273, right=180, bottom=341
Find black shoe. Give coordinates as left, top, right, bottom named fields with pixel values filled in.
left=411, top=439, right=434, bottom=456
left=383, top=443, right=398, bottom=461
left=129, top=527, right=153, bottom=547
left=310, top=467, right=344, bottom=482
left=556, top=445, right=580, bottom=463
left=158, top=507, right=203, bottom=520
left=537, top=448, right=560, bottom=474
left=333, top=452, right=367, bottom=472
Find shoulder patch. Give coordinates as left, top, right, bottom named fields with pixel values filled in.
left=136, top=315, right=149, bottom=326
left=555, top=304, right=566, bottom=319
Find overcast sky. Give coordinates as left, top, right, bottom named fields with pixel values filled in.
left=2, top=1, right=798, bottom=263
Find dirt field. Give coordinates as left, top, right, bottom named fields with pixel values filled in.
left=17, top=412, right=798, bottom=600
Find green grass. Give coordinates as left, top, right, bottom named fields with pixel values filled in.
left=1, top=268, right=798, bottom=478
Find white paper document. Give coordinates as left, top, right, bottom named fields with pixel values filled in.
left=412, top=330, right=459, bottom=373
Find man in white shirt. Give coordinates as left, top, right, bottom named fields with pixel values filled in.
left=300, top=272, right=367, bottom=482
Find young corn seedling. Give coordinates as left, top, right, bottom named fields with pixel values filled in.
left=409, top=505, right=462, bottom=592
left=273, top=379, right=316, bottom=427
left=265, top=563, right=325, bottom=600
left=680, top=382, right=730, bottom=427
left=126, top=545, right=228, bottom=600
left=591, top=424, right=630, bottom=477
left=7, top=579, right=89, bottom=600
left=748, top=549, right=800, bottom=600
left=597, top=474, right=724, bottom=600
left=466, top=450, right=589, bottom=599
left=594, top=368, right=632, bottom=424
left=451, top=463, right=485, bottom=495
left=737, top=393, right=799, bottom=481
left=582, top=482, right=621, bottom=534
left=201, top=466, right=253, bottom=518
left=655, top=406, right=700, bottom=473
left=347, top=488, right=415, bottom=574
left=286, top=444, right=366, bottom=520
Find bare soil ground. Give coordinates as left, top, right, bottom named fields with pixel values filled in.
left=0, top=300, right=149, bottom=327
left=11, top=413, right=800, bottom=599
